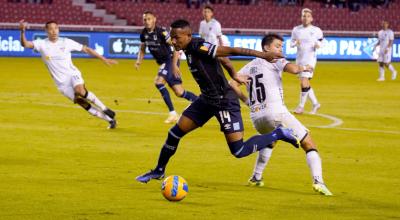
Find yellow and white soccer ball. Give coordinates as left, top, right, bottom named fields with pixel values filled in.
left=161, top=175, right=188, bottom=202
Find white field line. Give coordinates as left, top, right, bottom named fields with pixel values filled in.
left=1, top=98, right=399, bottom=135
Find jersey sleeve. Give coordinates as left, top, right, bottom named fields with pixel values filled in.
left=215, top=21, right=222, bottom=37
left=199, top=22, right=204, bottom=38
left=66, top=38, right=83, bottom=52
left=275, top=59, right=290, bottom=72
left=290, top=27, right=297, bottom=48
left=315, top=28, right=324, bottom=47
left=160, top=28, right=171, bottom=42
left=189, top=40, right=218, bottom=58
left=32, top=39, right=43, bottom=52
left=389, top=31, right=395, bottom=41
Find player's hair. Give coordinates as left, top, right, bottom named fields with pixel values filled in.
left=261, top=33, right=284, bottom=47
left=143, top=10, right=155, bottom=16
left=171, top=19, right=191, bottom=29
left=301, top=8, right=312, bottom=15
left=204, top=5, right=214, bottom=12
left=45, top=20, right=58, bottom=29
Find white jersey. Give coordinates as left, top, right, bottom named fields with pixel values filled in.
left=378, top=29, right=394, bottom=50
left=238, top=58, right=290, bottom=116
left=33, top=37, right=83, bottom=86
left=290, top=25, right=323, bottom=67
left=199, top=18, right=222, bottom=45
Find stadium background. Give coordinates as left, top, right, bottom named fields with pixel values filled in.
left=1, top=0, right=399, bottom=60
left=0, top=0, right=399, bottom=219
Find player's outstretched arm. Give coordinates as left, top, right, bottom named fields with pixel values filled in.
left=229, top=79, right=249, bottom=105
left=373, top=40, right=380, bottom=51
left=215, top=46, right=284, bottom=62
left=19, top=20, right=34, bottom=48
left=82, top=46, right=118, bottom=66
left=284, top=63, right=313, bottom=75
left=135, top=43, right=146, bottom=70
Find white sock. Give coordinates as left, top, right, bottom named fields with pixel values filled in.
left=88, top=107, right=112, bottom=122
left=307, top=88, right=319, bottom=106
left=306, top=150, right=324, bottom=184
left=379, top=66, right=385, bottom=79
left=169, top=110, right=177, bottom=115
left=388, top=64, right=397, bottom=74
left=299, top=89, right=309, bottom=108
left=253, top=147, right=273, bottom=180
left=86, top=91, right=107, bottom=111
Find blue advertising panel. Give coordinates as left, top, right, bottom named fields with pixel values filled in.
left=1, top=29, right=399, bottom=61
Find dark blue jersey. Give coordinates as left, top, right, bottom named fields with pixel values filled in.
left=140, top=26, right=172, bottom=64
left=184, top=37, right=237, bottom=105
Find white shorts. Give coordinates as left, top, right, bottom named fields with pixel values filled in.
left=251, top=111, right=309, bottom=141
left=296, top=61, right=316, bottom=79
left=56, top=73, right=85, bottom=101
left=377, top=49, right=392, bottom=63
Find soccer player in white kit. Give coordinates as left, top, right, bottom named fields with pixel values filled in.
left=374, top=20, right=397, bottom=81
left=230, top=34, right=332, bottom=196
left=291, top=8, right=323, bottom=115
left=19, top=20, right=118, bottom=129
left=199, top=5, right=237, bottom=77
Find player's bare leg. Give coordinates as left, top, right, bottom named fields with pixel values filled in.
left=295, top=77, right=309, bottom=114
left=377, top=62, right=385, bottom=81
left=385, top=62, right=397, bottom=80
left=295, top=78, right=320, bottom=114
left=73, top=84, right=116, bottom=129
left=136, top=115, right=199, bottom=183
left=154, top=76, right=178, bottom=123
left=171, top=84, right=198, bottom=102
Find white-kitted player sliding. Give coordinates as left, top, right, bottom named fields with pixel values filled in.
left=230, top=33, right=332, bottom=196
left=374, top=20, right=397, bottom=81
left=291, top=8, right=323, bottom=115
left=19, top=20, right=118, bottom=129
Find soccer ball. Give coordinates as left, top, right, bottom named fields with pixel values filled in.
left=161, top=175, right=188, bottom=202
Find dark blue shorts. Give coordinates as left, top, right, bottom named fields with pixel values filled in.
left=157, top=59, right=182, bottom=87
left=182, top=96, right=244, bottom=134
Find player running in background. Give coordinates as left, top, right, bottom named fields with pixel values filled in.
left=136, top=19, right=300, bottom=184
left=291, top=8, right=323, bottom=115
left=374, top=20, right=397, bottom=81
left=19, top=20, right=118, bottom=129
left=135, top=11, right=198, bottom=124
left=230, top=34, right=332, bottom=196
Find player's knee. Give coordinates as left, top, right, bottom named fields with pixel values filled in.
left=301, top=140, right=317, bottom=152
left=155, top=83, right=165, bottom=90
left=228, top=139, right=245, bottom=158
left=166, top=124, right=187, bottom=146
left=74, top=88, right=87, bottom=97
left=154, top=77, right=164, bottom=84
left=174, top=88, right=184, bottom=97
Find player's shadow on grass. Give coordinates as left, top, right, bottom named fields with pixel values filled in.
left=196, top=181, right=313, bottom=196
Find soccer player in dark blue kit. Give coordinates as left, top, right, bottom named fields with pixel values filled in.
left=136, top=19, right=300, bottom=183
left=135, top=11, right=198, bottom=124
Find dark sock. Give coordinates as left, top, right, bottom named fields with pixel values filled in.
left=180, top=90, right=198, bottom=102
left=301, top=87, right=311, bottom=92
left=156, top=84, right=174, bottom=112
left=155, top=125, right=186, bottom=172
left=228, top=132, right=279, bottom=158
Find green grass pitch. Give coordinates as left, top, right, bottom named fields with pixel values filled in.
left=0, top=57, right=399, bottom=219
